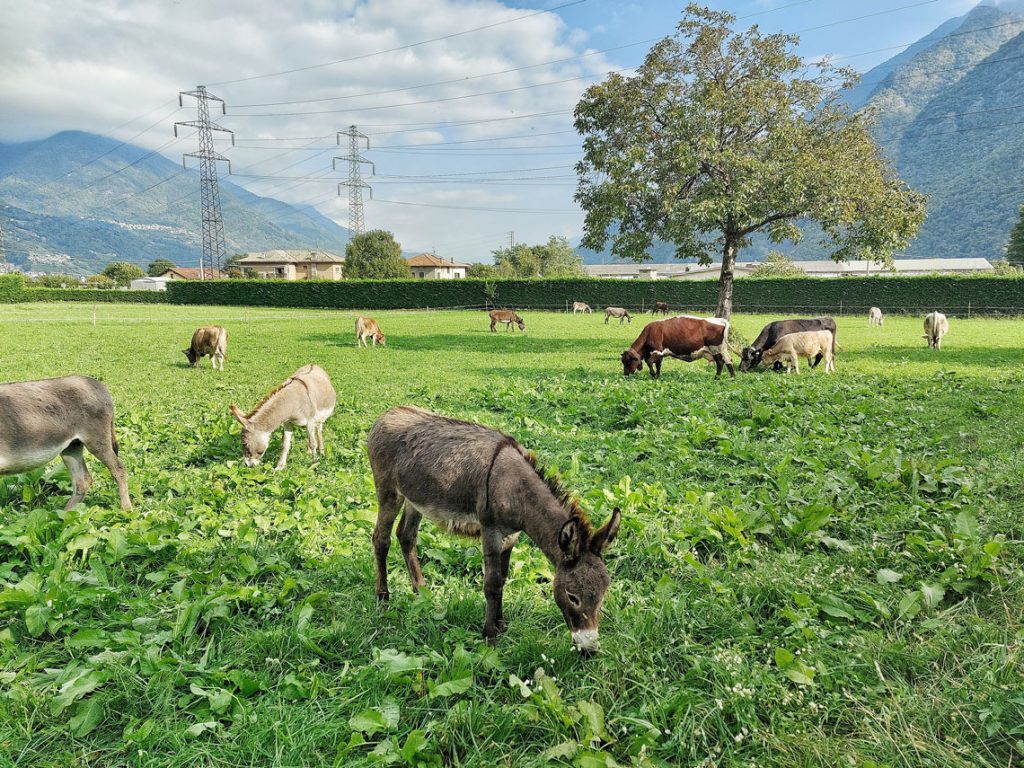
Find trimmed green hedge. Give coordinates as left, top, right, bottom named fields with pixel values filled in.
left=166, top=275, right=1024, bottom=316
left=4, top=272, right=1023, bottom=315
left=0, top=273, right=167, bottom=304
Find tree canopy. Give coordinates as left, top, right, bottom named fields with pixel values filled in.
left=574, top=3, right=926, bottom=317
left=344, top=230, right=408, bottom=279
left=147, top=259, right=176, bottom=277
left=468, top=236, right=585, bottom=279
left=1004, top=204, right=1024, bottom=266
left=102, top=261, right=145, bottom=287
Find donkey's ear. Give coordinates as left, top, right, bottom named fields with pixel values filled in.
left=228, top=404, right=249, bottom=426
left=558, top=517, right=586, bottom=563
left=590, top=507, right=621, bottom=554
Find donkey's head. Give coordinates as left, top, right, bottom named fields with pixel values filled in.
left=229, top=405, right=269, bottom=466
left=554, top=508, right=621, bottom=654
left=515, top=315, right=526, bottom=331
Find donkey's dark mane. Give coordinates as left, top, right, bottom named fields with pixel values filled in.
left=248, top=376, right=298, bottom=418
left=513, top=444, right=590, bottom=529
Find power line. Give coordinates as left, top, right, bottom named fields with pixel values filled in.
left=209, top=0, right=589, bottom=87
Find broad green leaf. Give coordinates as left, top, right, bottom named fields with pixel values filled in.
left=898, top=591, right=922, bottom=619
left=375, top=648, right=425, bottom=676
left=428, top=673, right=473, bottom=699
left=349, top=709, right=388, bottom=736
left=400, top=729, right=427, bottom=761
left=25, top=603, right=51, bottom=636
left=876, top=569, right=903, bottom=584
left=541, top=741, right=578, bottom=761
left=52, top=669, right=107, bottom=715
left=69, top=698, right=104, bottom=738
left=920, top=583, right=945, bottom=609
left=67, top=629, right=108, bottom=649
left=576, top=700, right=611, bottom=744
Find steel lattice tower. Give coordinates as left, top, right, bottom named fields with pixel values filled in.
left=175, top=86, right=234, bottom=278
left=334, top=126, right=374, bottom=236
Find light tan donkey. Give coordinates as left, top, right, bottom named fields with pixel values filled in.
left=229, top=365, right=337, bottom=470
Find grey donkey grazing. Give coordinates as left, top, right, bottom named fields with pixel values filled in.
left=368, top=406, right=621, bottom=654
left=0, top=376, right=131, bottom=510
left=229, top=364, right=336, bottom=469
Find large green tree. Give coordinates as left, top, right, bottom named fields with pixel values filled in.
left=574, top=4, right=926, bottom=317
left=147, top=259, right=176, bottom=277
left=1004, top=204, right=1024, bottom=266
left=344, top=230, right=408, bottom=279
left=102, top=261, right=145, bottom=287
left=488, top=236, right=586, bottom=278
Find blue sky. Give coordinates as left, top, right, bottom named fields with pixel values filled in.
left=0, top=0, right=988, bottom=262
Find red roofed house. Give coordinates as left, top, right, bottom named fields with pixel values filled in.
left=161, top=267, right=227, bottom=280
left=406, top=253, right=469, bottom=279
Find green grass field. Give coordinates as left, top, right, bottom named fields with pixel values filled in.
left=1, top=303, right=1021, bottom=768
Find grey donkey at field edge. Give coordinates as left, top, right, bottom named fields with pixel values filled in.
left=367, top=406, right=621, bottom=654
left=0, top=376, right=131, bottom=510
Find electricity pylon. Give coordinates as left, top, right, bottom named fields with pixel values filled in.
left=175, top=86, right=234, bottom=278
left=334, top=126, right=374, bottom=237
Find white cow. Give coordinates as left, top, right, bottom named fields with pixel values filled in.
left=923, top=312, right=949, bottom=350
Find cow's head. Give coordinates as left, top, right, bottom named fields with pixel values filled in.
left=374, top=332, right=386, bottom=346
left=183, top=348, right=199, bottom=367
left=621, top=349, right=643, bottom=376
left=739, top=346, right=762, bottom=372
left=553, top=508, right=621, bottom=655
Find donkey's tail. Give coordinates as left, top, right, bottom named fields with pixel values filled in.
left=110, top=412, right=120, bottom=455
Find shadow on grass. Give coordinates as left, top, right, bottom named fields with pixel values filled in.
left=841, top=345, right=1024, bottom=367
left=299, top=331, right=615, bottom=354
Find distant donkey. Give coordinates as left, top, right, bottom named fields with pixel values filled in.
left=368, top=406, right=622, bottom=654
left=489, top=309, right=525, bottom=332
left=572, top=302, right=592, bottom=314
left=0, top=376, right=131, bottom=510
left=604, top=307, right=632, bottom=325
left=229, top=364, right=336, bottom=470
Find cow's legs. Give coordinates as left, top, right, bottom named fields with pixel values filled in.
left=481, top=527, right=508, bottom=643
left=83, top=435, right=131, bottom=510
left=372, top=485, right=403, bottom=601
left=397, top=506, right=426, bottom=592
left=275, top=428, right=293, bottom=471
left=61, top=442, right=93, bottom=511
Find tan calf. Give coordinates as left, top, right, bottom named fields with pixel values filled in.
left=356, top=316, right=386, bottom=347
left=761, top=330, right=835, bottom=374
left=184, top=325, right=227, bottom=369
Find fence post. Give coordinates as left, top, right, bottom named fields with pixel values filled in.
left=968, top=301, right=971, bottom=319
left=839, top=300, right=843, bottom=316
left=92, top=306, right=96, bottom=327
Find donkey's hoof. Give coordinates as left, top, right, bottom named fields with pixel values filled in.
left=496, top=619, right=508, bottom=634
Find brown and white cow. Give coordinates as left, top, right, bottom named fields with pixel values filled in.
left=356, top=316, right=386, bottom=347
left=489, top=310, right=525, bottom=332
left=622, top=316, right=735, bottom=378
left=184, top=325, right=227, bottom=369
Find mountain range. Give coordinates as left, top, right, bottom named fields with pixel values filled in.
left=0, top=131, right=352, bottom=275
left=6, top=1, right=1024, bottom=273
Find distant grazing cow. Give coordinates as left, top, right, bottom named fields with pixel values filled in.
left=622, top=315, right=735, bottom=378
left=489, top=309, right=525, bottom=332
left=0, top=376, right=131, bottom=510
left=356, top=316, right=386, bottom=347
left=653, top=301, right=670, bottom=315
left=184, top=325, right=227, bottom=369
left=740, top=317, right=837, bottom=372
left=761, top=330, right=836, bottom=374
left=604, top=307, right=632, bottom=325
left=572, top=302, right=592, bottom=315
left=923, top=311, right=949, bottom=349
left=868, top=307, right=883, bottom=327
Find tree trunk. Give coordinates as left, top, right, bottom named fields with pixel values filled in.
left=716, top=239, right=738, bottom=319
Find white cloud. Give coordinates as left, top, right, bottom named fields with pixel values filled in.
left=0, top=0, right=613, bottom=255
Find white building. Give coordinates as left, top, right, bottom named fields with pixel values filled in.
left=584, top=258, right=994, bottom=280
left=129, top=276, right=169, bottom=291
left=406, top=253, right=469, bottom=279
